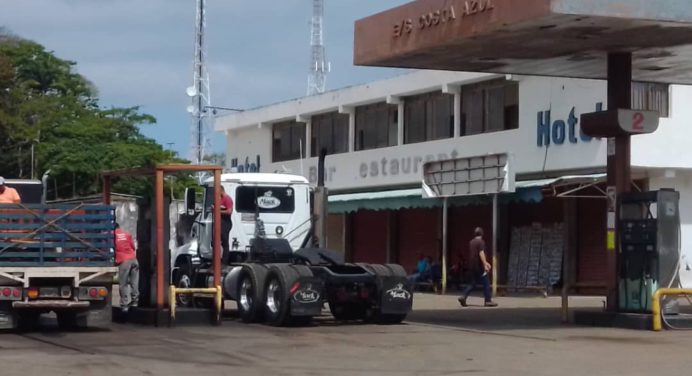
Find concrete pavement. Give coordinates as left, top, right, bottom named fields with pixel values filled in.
left=0, top=293, right=689, bottom=376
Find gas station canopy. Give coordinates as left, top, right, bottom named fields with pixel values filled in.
left=354, top=0, right=692, bottom=84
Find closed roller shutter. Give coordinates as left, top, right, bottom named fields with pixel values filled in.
left=350, top=210, right=387, bottom=264
left=577, top=199, right=607, bottom=285
left=397, top=208, right=439, bottom=274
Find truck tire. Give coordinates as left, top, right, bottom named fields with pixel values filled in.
left=237, top=264, right=268, bottom=323
left=359, top=263, right=409, bottom=325
left=175, top=263, right=194, bottom=308
left=264, top=265, right=312, bottom=326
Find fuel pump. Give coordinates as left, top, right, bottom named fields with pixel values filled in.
left=618, top=189, right=680, bottom=314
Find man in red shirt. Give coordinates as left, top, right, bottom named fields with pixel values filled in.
left=115, top=223, right=139, bottom=312
left=219, top=186, right=233, bottom=264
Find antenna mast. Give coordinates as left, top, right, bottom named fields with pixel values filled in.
left=187, top=0, right=211, bottom=164
left=307, top=0, right=329, bottom=96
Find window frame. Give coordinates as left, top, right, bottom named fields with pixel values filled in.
left=310, top=112, right=349, bottom=157
left=272, top=120, right=306, bottom=162
left=354, top=102, right=398, bottom=151
left=403, top=91, right=454, bottom=144
left=460, top=79, right=519, bottom=136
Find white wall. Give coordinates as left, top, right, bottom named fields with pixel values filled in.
left=221, top=71, right=692, bottom=192
left=226, top=125, right=272, bottom=172
left=632, top=85, right=692, bottom=169
left=225, top=75, right=609, bottom=190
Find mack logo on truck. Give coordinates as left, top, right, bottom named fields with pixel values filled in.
left=293, top=287, right=321, bottom=304
left=257, top=191, right=281, bottom=209
left=385, top=283, right=412, bottom=300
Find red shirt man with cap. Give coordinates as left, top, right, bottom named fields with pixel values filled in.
left=115, top=223, right=139, bottom=312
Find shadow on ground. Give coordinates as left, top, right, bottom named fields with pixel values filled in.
left=406, top=306, right=598, bottom=331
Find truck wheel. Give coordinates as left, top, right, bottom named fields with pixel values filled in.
left=237, top=264, right=268, bottom=323
left=359, top=263, right=410, bottom=325
left=174, top=260, right=193, bottom=307
left=264, top=265, right=305, bottom=327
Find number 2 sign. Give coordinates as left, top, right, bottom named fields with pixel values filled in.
left=617, top=109, right=659, bottom=134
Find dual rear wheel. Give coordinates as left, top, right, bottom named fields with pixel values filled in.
left=236, top=264, right=313, bottom=326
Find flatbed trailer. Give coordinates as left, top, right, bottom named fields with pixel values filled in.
left=0, top=203, right=116, bottom=329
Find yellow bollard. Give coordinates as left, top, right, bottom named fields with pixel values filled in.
left=651, top=288, right=692, bottom=331
left=169, top=285, right=177, bottom=322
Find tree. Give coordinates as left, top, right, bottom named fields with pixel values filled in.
left=0, top=33, right=188, bottom=199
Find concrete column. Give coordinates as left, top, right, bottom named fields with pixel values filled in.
left=443, top=84, right=462, bottom=137
left=387, top=95, right=404, bottom=145
left=339, top=105, right=355, bottom=152
left=298, top=115, right=311, bottom=158
left=454, top=93, right=462, bottom=137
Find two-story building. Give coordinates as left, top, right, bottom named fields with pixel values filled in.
left=215, top=70, right=692, bottom=290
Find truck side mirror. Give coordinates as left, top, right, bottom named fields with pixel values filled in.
left=185, top=187, right=196, bottom=214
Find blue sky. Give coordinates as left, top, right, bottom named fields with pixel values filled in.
left=1, top=0, right=408, bottom=158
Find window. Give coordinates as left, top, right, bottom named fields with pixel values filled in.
left=310, top=112, right=349, bottom=157
left=272, top=120, right=305, bottom=162
left=235, top=186, right=295, bottom=214
left=461, top=79, right=519, bottom=136
left=403, top=92, right=453, bottom=144
left=355, top=102, right=398, bottom=151
left=632, top=82, right=669, bottom=117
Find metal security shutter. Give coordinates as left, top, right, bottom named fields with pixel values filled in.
left=350, top=210, right=387, bottom=264
left=397, top=208, right=440, bottom=274
left=577, top=199, right=607, bottom=285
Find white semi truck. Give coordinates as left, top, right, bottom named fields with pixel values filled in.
left=171, top=169, right=413, bottom=326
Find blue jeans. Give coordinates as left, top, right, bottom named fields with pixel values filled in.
left=462, top=272, right=492, bottom=302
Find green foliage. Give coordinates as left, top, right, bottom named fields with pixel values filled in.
left=0, top=32, right=188, bottom=199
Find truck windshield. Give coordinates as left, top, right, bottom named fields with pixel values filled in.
left=235, top=186, right=295, bottom=214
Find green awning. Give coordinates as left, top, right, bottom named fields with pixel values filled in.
left=328, top=188, right=489, bottom=214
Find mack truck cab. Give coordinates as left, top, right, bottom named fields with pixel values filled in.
left=171, top=172, right=413, bottom=326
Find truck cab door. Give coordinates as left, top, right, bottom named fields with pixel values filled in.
left=192, top=186, right=214, bottom=260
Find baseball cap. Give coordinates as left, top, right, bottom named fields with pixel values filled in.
left=0, top=177, right=5, bottom=185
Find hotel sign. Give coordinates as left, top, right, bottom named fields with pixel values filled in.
left=393, top=0, right=495, bottom=38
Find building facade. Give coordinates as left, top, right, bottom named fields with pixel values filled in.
left=216, top=70, right=692, bottom=290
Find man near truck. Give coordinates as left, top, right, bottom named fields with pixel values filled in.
left=219, top=186, right=233, bottom=263
left=115, top=223, right=139, bottom=312
left=0, top=177, right=21, bottom=204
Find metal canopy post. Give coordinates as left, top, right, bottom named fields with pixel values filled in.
left=441, top=197, right=448, bottom=294
left=492, top=194, right=498, bottom=297
left=155, top=168, right=165, bottom=311
left=606, top=52, right=632, bottom=311
left=212, top=169, right=222, bottom=294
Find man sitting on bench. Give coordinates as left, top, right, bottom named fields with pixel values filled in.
left=408, top=255, right=432, bottom=288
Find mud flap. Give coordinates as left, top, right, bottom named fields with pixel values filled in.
left=379, top=276, right=413, bottom=315
left=290, top=278, right=324, bottom=317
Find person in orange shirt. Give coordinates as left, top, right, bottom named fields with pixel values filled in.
left=0, top=177, right=21, bottom=204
